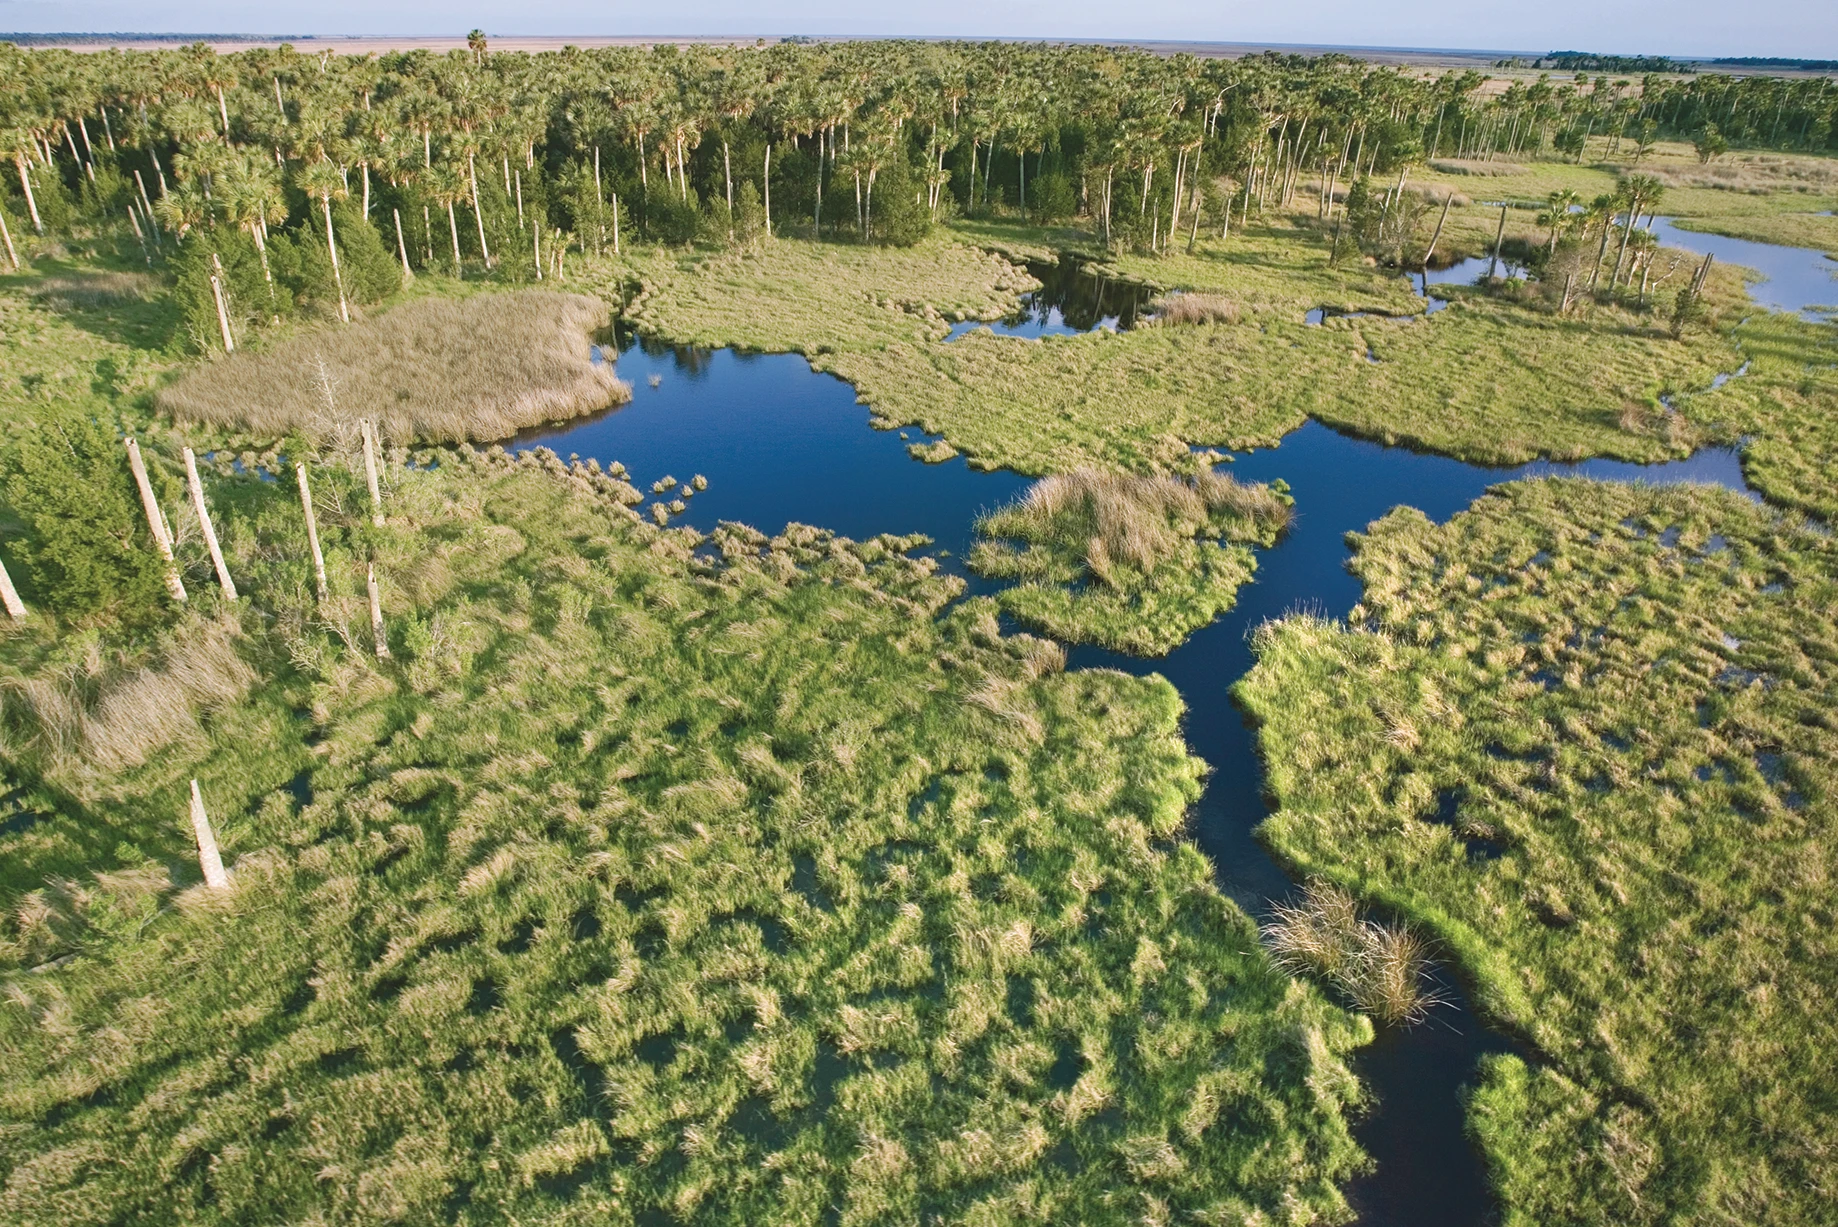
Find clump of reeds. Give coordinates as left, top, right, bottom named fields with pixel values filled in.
left=31, top=271, right=156, bottom=310
left=1261, top=880, right=1443, bottom=1026
left=979, top=468, right=1289, bottom=585
left=1153, top=292, right=1242, bottom=326
left=3, top=615, right=254, bottom=774
left=158, top=290, right=631, bottom=443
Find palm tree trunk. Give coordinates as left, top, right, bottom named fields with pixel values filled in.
left=392, top=208, right=411, bottom=279
left=0, top=206, right=16, bottom=270
left=209, top=252, right=235, bottom=352
left=14, top=157, right=41, bottom=233
left=468, top=153, right=491, bottom=266
left=1423, top=193, right=1452, bottom=269
left=447, top=200, right=463, bottom=273
left=763, top=143, right=772, bottom=237
left=322, top=195, right=349, bottom=323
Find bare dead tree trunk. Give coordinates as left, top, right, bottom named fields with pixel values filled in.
left=189, top=779, right=230, bottom=889
left=1488, top=205, right=1508, bottom=281
left=0, top=205, right=16, bottom=270
left=296, top=462, right=327, bottom=601
left=0, top=553, right=26, bottom=619
left=367, top=565, right=390, bottom=659
left=126, top=437, right=187, bottom=601
left=183, top=447, right=238, bottom=599
left=1423, top=193, right=1453, bottom=270
left=360, top=420, right=384, bottom=526
left=209, top=252, right=235, bottom=353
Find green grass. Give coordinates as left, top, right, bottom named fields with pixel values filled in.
left=1678, top=312, right=1838, bottom=520
left=968, top=469, right=1290, bottom=655
left=610, top=233, right=1039, bottom=355
left=1238, top=477, right=1838, bottom=1227
left=158, top=290, right=629, bottom=444
left=824, top=291, right=1739, bottom=475
left=0, top=450, right=1374, bottom=1226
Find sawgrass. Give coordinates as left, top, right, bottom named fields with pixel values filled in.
left=157, top=290, right=629, bottom=444
left=1239, top=477, right=1838, bottom=1227
left=0, top=451, right=1374, bottom=1226
left=969, top=469, right=1290, bottom=655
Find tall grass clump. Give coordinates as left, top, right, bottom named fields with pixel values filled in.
left=969, top=468, right=1289, bottom=654
left=1262, top=881, right=1443, bottom=1026
left=1153, top=292, right=1241, bottom=326
left=158, top=290, right=630, bottom=443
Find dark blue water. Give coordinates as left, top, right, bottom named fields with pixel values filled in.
left=512, top=335, right=1028, bottom=557
left=516, top=336, right=1756, bottom=1227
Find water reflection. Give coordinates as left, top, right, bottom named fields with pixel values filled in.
left=945, top=255, right=1155, bottom=340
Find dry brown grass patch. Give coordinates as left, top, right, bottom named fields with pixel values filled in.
left=1153, top=293, right=1242, bottom=326
left=158, top=290, right=631, bottom=443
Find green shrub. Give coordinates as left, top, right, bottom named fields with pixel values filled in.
left=869, top=156, right=930, bottom=246
left=1, top=413, right=167, bottom=623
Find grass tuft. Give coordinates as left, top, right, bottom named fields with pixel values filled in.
left=1262, top=880, right=1444, bottom=1027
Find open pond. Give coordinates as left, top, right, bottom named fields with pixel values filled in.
left=515, top=323, right=1763, bottom=1227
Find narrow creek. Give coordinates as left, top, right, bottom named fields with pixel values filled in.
left=510, top=224, right=1830, bottom=1223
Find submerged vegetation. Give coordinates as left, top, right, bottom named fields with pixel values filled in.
left=0, top=454, right=1375, bottom=1225
left=159, top=291, right=630, bottom=442
left=969, top=469, right=1290, bottom=655
left=1240, top=478, right=1838, bottom=1226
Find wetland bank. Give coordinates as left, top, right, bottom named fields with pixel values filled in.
left=1, top=35, right=1836, bottom=1227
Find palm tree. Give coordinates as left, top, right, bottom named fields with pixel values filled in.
left=1539, top=188, right=1581, bottom=254
left=298, top=159, right=351, bottom=322
left=0, top=129, right=44, bottom=233
left=426, top=163, right=469, bottom=275
left=221, top=151, right=285, bottom=302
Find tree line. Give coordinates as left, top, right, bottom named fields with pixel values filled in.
left=0, top=37, right=1831, bottom=351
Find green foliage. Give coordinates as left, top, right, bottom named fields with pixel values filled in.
left=646, top=186, right=704, bottom=245
left=1, top=412, right=166, bottom=622
left=869, top=156, right=931, bottom=246
left=1028, top=172, right=1077, bottom=225
left=1240, top=478, right=1838, bottom=1227
left=1694, top=123, right=1730, bottom=164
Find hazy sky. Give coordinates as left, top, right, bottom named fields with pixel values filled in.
left=2, top=0, right=1834, bottom=60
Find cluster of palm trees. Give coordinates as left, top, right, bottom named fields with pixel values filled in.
left=1535, top=173, right=1672, bottom=307
left=0, top=38, right=1824, bottom=339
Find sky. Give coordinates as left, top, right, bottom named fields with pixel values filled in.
left=0, top=0, right=1834, bottom=61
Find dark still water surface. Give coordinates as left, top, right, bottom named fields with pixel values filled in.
left=515, top=332, right=1755, bottom=1227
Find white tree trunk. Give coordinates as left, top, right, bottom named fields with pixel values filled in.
left=209, top=253, right=235, bottom=353
left=189, top=780, right=230, bottom=889
left=0, top=553, right=26, bottom=619
left=296, top=463, right=327, bottom=601
left=15, top=157, right=41, bottom=233
left=127, top=437, right=188, bottom=602
left=367, top=565, right=390, bottom=659
left=393, top=207, right=412, bottom=278
left=322, top=195, right=349, bottom=323
left=0, top=205, right=16, bottom=270
left=182, top=447, right=238, bottom=600
left=468, top=153, right=491, bottom=266
left=360, top=420, right=384, bottom=526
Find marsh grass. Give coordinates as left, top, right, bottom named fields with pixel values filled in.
left=1242, top=477, right=1838, bottom=1225
left=30, top=270, right=157, bottom=310
left=1262, top=881, right=1443, bottom=1027
left=0, top=454, right=1373, bottom=1226
left=970, top=469, right=1288, bottom=654
left=3, top=614, right=253, bottom=776
left=158, top=290, right=630, bottom=443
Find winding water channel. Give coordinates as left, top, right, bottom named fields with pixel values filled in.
left=513, top=221, right=1829, bottom=1224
